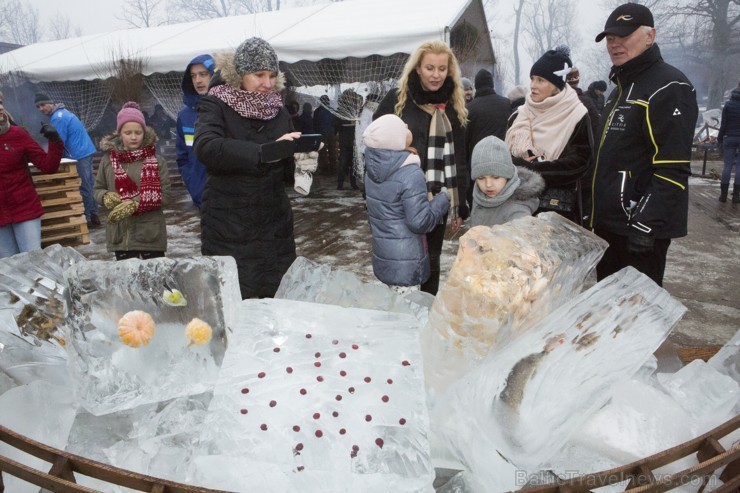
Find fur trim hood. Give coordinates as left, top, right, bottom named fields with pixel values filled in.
left=212, top=50, right=286, bottom=91
left=511, top=166, right=546, bottom=200
left=99, top=126, right=158, bottom=152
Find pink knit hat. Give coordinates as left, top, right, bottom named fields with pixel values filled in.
left=363, top=114, right=408, bottom=151
left=117, top=101, right=146, bottom=132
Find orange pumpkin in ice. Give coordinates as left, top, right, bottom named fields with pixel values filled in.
left=118, top=310, right=156, bottom=347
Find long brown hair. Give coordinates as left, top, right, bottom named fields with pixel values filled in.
left=394, top=40, right=468, bottom=126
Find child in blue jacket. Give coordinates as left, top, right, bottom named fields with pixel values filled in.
left=363, top=114, right=450, bottom=292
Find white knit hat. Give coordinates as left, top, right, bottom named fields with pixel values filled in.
left=363, top=114, right=407, bottom=151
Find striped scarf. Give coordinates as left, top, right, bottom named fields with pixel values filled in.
left=209, top=84, right=283, bottom=121
left=110, top=145, right=162, bottom=215
left=421, top=103, right=458, bottom=221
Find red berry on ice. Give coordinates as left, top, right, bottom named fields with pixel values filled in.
left=296, top=443, right=304, bottom=451
left=332, top=339, right=339, bottom=345
left=348, top=387, right=355, bottom=394
left=335, top=395, right=342, bottom=401
left=375, top=438, right=384, bottom=448
left=364, top=377, right=371, bottom=383
left=241, top=388, right=249, bottom=394
left=269, top=400, right=277, bottom=407
left=313, top=412, right=320, bottom=419
left=297, top=466, right=305, bottom=471
left=332, top=411, right=339, bottom=417
left=315, top=352, right=321, bottom=358
left=293, top=425, right=301, bottom=432
left=306, top=333, right=312, bottom=339
left=286, top=367, right=293, bottom=374
left=339, top=352, right=346, bottom=358
left=315, top=430, right=323, bottom=438
left=365, top=415, right=372, bottom=422
left=273, top=347, right=280, bottom=353
left=340, top=370, right=347, bottom=377
left=317, top=375, right=324, bottom=382
left=381, top=395, right=389, bottom=403
left=258, top=371, right=266, bottom=378
left=240, top=409, right=248, bottom=415
left=314, top=362, right=321, bottom=368
left=399, top=418, right=406, bottom=425
left=300, top=388, right=307, bottom=395
left=352, top=344, right=359, bottom=350
left=339, top=428, right=346, bottom=435
left=387, top=378, right=393, bottom=384
left=260, top=424, right=268, bottom=430
left=402, top=360, right=410, bottom=366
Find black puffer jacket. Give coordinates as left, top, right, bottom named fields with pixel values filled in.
left=590, top=44, right=698, bottom=239
left=374, top=80, right=468, bottom=216
left=718, top=88, right=740, bottom=142
left=194, top=52, right=296, bottom=299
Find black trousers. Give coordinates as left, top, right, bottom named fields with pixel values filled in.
left=421, top=220, right=447, bottom=295
left=115, top=250, right=166, bottom=261
left=594, top=229, right=671, bottom=287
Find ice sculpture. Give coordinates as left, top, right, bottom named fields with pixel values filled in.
left=63, top=256, right=241, bottom=415
left=708, top=329, right=739, bottom=384
left=276, top=256, right=433, bottom=324
left=422, top=212, right=608, bottom=394
left=190, top=298, right=434, bottom=492
left=0, top=380, right=78, bottom=493
left=0, top=244, right=86, bottom=346
left=433, top=267, right=686, bottom=490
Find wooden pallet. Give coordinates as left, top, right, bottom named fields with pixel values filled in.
left=31, top=159, right=90, bottom=248
left=515, top=414, right=740, bottom=493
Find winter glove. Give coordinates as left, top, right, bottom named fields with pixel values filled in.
left=438, top=186, right=450, bottom=200
left=103, top=192, right=122, bottom=210
left=458, top=203, right=470, bottom=221
left=627, top=229, right=655, bottom=255
left=40, top=123, right=62, bottom=143
left=108, top=200, right=138, bottom=224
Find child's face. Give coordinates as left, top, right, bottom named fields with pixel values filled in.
left=476, top=175, right=508, bottom=198
left=120, top=122, right=145, bottom=150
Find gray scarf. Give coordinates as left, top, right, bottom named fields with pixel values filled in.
left=472, top=167, right=521, bottom=209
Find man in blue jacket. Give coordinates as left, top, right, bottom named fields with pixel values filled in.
left=176, top=54, right=215, bottom=209
left=35, top=93, right=100, bottom=227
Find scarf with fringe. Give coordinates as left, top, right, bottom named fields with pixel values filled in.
left=209, top=84, right=283, bottom=121
left=505, top=85, right=586, bottom=161
left=110, top=145, right=162, bottom=215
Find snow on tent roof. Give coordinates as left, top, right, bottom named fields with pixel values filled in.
left=0, top=0, right=491, bottom=83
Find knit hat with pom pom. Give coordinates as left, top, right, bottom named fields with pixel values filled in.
left=117, top=101, right=147, bottom=132
left=530, top=45, right=573, bottom=90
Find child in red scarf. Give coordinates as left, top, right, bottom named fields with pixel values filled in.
left=93, top=102, right=171, bottom=260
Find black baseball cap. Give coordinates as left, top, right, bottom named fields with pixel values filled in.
left=595, top=3, right=654, bottom=42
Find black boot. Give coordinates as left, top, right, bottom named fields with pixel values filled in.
left=719, top=183, right=729, bottom=203
left=733, top=184, right=740, bottom=204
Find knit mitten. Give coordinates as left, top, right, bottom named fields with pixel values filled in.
left=294, top=151, right=319, bottom=173
left=103, top=192, right=122, bottom=210
left=108, top=200, right=138, bottom=223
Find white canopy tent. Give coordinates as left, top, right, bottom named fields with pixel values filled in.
left=0, top=0, right=494, bottom=83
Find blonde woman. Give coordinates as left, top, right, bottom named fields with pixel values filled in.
left=374, top=40, right=469, bottom=295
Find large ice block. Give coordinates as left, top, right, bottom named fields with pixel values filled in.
left=422, top=212, right=608, bottom=394
left=276, top=256, right=433, bottom=324
left=433, top=267, right=686, bottom=488
left=0, top=380, right=78, bottom=493
left=708, top=329, right=739, bottom=384
left=63, top=256, right=241, bottom=415
left=190, top=298, right=433, bottom=492
left=0, top=244, right=86, bottom=346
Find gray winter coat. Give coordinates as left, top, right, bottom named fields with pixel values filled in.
left=364, top=147, right=450, bottom=286
left=470, top=167, right=545, bottom=227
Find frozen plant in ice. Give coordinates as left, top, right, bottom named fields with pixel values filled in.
left=162, top=288, right=187, bottom=307
left=118, top=310, right=156, bottom=348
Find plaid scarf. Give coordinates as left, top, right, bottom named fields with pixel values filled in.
left=421, top=103, right=458, bottom=221
left=209, top=84, right=283, bottom=121
left=110, top=145, right=162, bottom=215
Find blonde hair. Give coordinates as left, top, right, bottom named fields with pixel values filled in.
left=394, top=40, right=468, bottom=126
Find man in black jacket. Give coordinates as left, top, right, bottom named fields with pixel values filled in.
left=590, top=3, right=698, bottom=287
left=465, top=69, right=512, bottom=207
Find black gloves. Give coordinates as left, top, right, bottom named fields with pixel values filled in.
left=458, top=203, right=470, bottom=221
left=627, top=228, right=655, bottom=254
left=40, top=123, right=61, bottom=143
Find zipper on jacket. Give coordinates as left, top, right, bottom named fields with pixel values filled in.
left=589, top=79, right=623, bottom=229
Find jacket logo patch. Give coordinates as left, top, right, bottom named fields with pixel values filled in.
left=618, top=114, right=625, bottom=123
left=673, top=108, right=681, bottom=116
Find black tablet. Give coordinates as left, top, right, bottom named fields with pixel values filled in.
left=260, top=134, right=324, bottom=163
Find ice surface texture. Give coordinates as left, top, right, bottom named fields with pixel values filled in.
left=191, top=298, right=434, bottom=492
left=276, top=256, right=433, bottom=324
left=422, top=212, right=608, bottom=394
left=433, top=267, right=686, bottom=489
left=63, top=256, right=241, bottom=415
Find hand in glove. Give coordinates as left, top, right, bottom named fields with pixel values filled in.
left=458, top=203, right=470, bottom=221
left=103, top=192, right=122, bottom=210
left=294, top=151, right=319, bottom=173
left=627, top=228, right=655, bottom=254
left=40, top=123, right=62, bottom=143
left=108, top=200, right=138, bottom=223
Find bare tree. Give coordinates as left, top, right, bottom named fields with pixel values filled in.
left=49, top=12, right=82, bottom=40
left=235, top=0, right=282, bottom=13
left=521, top=0, right=580, bottom=63
left=0, top=0, right=42, bottom=45
left=116, top=0, right=167, bottom=28
left=166, top=0, right=247, bottom=22
left=512, top=0, right=526, bottom=86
